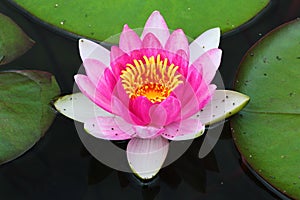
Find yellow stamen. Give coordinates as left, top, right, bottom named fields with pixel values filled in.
left=121, top=54, right=183, bottom=103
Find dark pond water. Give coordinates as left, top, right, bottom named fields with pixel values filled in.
left=0, top=0, right=299, bottom=199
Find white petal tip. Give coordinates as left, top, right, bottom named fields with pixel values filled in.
left=209, top=27, right=221, bottom=35
left=189, top=27, right=221, bottom=63
left=78, top=38, right=110, bottom=66
left=130, top=166, right=160, bottom=180
left=149, top=10, right=162, bottom=18
left=78, top=38, right=86, bottom=44
left=78, top=38, right=95, bottom=51
left=73, top=74, right=79, bottom=81
left=123, top=24, right=129, bottom=30
left=54, top=93, right=78, bottom=121
left=213, top=27, right=221, bottom=32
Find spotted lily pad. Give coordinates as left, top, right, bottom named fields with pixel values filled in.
left=0, top=13, right=34, bottom=65
left=0, top=70, right=60, bottom=164
left=9, top=0, right=269, bottom=41
left=231, top=19, right=300, bottom=199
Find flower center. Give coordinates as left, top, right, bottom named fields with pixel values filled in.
left=120, top=54, right=183, bottom=103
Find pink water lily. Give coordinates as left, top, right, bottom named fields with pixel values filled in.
left=76, top=11, right=221, bottom=179
left=55, top=11, right=250, bottom=179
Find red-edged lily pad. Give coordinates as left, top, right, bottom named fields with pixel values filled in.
left=231, top=19, right=300, bottom=199
left=0, top=13, right=34, bottom=65
left=0, top=70, right=60, bottom=164
left=8, top=0, right=269, bottom=41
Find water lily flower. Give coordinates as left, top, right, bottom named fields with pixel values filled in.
left=55, top=11, right=249, bottom=180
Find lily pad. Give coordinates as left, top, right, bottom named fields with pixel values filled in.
left=0, top=13, right=34, bottom=65
left=0, top=70, right=60, bottom=164
left=231, top=19, right=300, bottom=199
left=8, top=0, right=269, bottom=41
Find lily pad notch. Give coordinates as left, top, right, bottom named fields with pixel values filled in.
left=0, top=70, right=60, bottom=165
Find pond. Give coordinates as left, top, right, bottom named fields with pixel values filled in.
left=0, top=0, right=299, bottom=199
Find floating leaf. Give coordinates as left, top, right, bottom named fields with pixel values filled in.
left=9, top=0, right=269, bottom=41
left=0, top=13, right=34, bottom=65
left=0, top=70, right=60, bottom=164
left=14, top=70, right=60, bottom=131
left=231, top=19, right=300, bottom=199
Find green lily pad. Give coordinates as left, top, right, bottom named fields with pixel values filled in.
left=0, top=13, right=34, bottom=65
left=0, top=70, right=60, bottom=164
left=14, top=70, right=60, bottom=131
left=9, top=0, right=269, bottom=41
left=231, top=19, right=300, bottom=199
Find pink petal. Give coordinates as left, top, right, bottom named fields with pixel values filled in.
left=126, top=136, right=169, bottom=179
left=191, top=48, right=222, bottom=85
left=175, top=80, right=215, bottom=120
left=169, top=49, right=188, bottom=77
left=112, top=80, right=130, bottom=105
left=141, top=11, right=170, bottom=47
left=111, top=96, right=146, bottom=126
left=119, top=24, right=142, bottom=54
left=142, top=33, right=163, bottom=49
left=74, top=74, right=111, bottom=104
left=79, top=39, right=110, bottom=66
left=162, top=118, right=205, bottom=141
left=196, top=84, right=216, bottom=110
left=83, top=58, right=107, bottom=86
left=189, top=27, right=220, bottom=64
left=84, top=116, right=135, bottom=140
left=79, top=68, right=116, bottom=109
left=149, top=104, right=167, bottom=127
left=172, top=81, right=199, bottom=119
left=110, top=46, right=127, bottom=62
left=74, top=74, right=112, bottom=112
left=129, top=96, right=153, bottom=125
left=133, top=126, right=164, bottom=139
left=165, top=29, right=189, bottom=59
left=186, top=66, right=216, bottom=110
left=97, top=68, right=117, bottom=93
left=186, top=65, right=203, bottom=92
left=150, top=96, right=181, bottom=126
left=110, top=46, right=132, bottom=77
